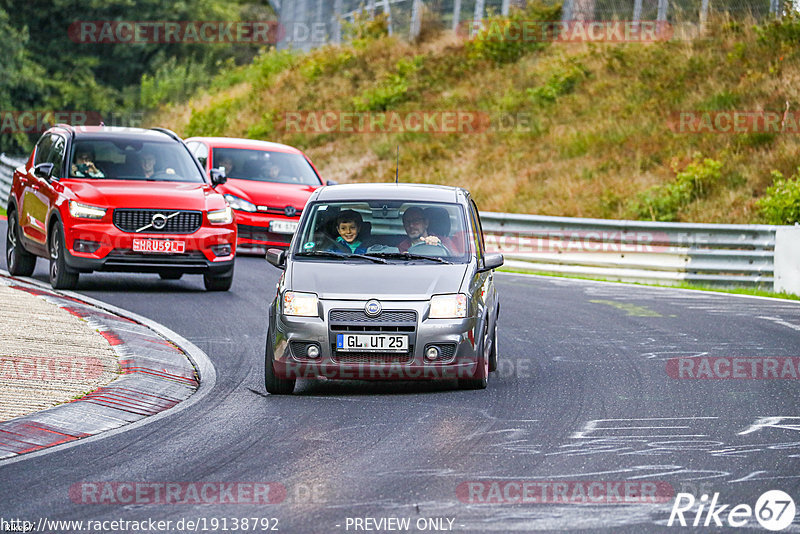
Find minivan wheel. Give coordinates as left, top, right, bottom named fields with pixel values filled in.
left=459, top=323, right=489, bottom=390
left=264, top=329, right=295, bottom=395
left=6, top=211, right=36, bottom=276
left=488, top=319, right=498, bottom=373
left=49, top=222, right=79, bottom=290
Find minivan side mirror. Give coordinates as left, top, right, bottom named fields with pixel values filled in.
left=210, top=167, right=227, bottom=186
left=34, top=162, right=54, bottom=180
left=266, top=248, right=286, bottom=269
left=479, top=253, right=504, bottom=273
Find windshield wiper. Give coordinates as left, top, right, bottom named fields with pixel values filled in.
left=369, top=252, right=451, bottom=264
left=295, top=251, right=388, bottom=264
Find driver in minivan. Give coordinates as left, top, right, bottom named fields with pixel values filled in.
left=398, top=206, right=447, bottom=252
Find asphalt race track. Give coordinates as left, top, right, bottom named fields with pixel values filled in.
left=1, top=218, right=800, bottom=532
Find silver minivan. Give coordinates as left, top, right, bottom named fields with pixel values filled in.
left=264, top=183, right=503, bottom=394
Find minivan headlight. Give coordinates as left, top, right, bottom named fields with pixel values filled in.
left=208, top=206, right=233, bottom=224
left=69, top=201, right=106, bottom=219
left=283, top=291, right=318, bottom=317
left=430, top=294, right=468, bottom=319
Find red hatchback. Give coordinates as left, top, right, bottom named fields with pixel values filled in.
left=184, top=137, right=330, bottom=251
left=5, top=125, right=237, bottom=290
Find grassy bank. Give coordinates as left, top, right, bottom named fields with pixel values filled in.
left=151, top=6, right=800, bottom=224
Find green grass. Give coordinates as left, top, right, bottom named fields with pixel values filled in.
left=0, top=207, right=6, bottom=217
left=498, top=267, right=800, bottom=301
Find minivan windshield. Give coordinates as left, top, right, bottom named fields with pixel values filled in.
left=69, top=138, right=206, bottom=183
left=293, top=201, right=471, bottom=263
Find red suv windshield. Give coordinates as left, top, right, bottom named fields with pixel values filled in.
left=69, top=138, right=205, bottom=183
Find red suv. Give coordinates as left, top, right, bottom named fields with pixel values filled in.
left=5, top=125, right=237, bottom=291
left=184, top=137, right=331, bottom=251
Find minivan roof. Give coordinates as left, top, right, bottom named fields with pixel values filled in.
left=315, top=183, right=464, bottom=203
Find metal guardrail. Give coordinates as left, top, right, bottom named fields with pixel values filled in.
left=480, top=211, right=784, bottom=288
left=0, top=154, right=25, bottom=207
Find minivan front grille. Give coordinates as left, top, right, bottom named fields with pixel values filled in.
left=329, top=310, right=416, bottom=323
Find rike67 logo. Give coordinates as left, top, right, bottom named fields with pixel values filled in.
left=668, top=490, right=796, bottom=531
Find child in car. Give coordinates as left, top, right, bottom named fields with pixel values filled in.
left=332, top=210, right=368, bottom=254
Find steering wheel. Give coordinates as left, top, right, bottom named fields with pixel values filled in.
left=408, top=241, right=451, bottom=256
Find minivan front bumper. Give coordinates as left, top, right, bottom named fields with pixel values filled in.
left=271, top=298, right=483, bottom=381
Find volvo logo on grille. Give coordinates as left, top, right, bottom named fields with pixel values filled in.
left=284, top=206, right=297, bottom=217
left=364, top=299, right=382, bottom=317
left=135, top=211, right=180, bottom=233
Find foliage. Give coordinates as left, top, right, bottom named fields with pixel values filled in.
left=465, top=2, right=561, bottom=64
left=352, top=56, right=424, bottom=111
left=0, top=0, right=274, bottom=153
left=527, top=59, right=589, bottom=105
left=632, top=155, right=724, bottom=221
left=756, top=169, right=800, bottom=224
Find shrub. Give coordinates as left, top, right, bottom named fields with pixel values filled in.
left=527, top=60, right=589, bottom=105
left=352, top=56, right=423, bottom=111
left=632, top=154, right=724, bottom=221
left=757, top=169, right=800, bottom=224
left=465, top=2, right=560, bottom=64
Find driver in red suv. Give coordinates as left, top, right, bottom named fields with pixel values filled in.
left=5, top=125, right=237, bottom=291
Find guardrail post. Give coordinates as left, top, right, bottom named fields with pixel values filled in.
left=700, top=0, right=709, bottom=28
left=633, top=0, right=643, bottom=23
left=502, top=0, right=511, bottom=16
left=657, top=0, right=668, bottom=21
left=452, top=0, right=462, bottom=32
left=382, top=0, right=393, bottom=35
left=775, top=226, right=800, bottom=296
left=332, top=0, right=343, bottom=44
left=410, top=0, right=423, bottom=39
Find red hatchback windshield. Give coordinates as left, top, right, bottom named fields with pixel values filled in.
left=212, top=148, right=320, bottom=186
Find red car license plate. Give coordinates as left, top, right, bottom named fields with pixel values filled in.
left=132, top=239, right=186, bottom=254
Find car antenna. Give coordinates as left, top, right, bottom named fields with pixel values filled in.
left=395, top=145, right=399, bottom=184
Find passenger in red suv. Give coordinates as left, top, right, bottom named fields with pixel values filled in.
left=5, top=125, right=237, bottom=291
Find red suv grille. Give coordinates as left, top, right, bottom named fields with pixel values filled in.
left=113, top=209, right=202, bottom=234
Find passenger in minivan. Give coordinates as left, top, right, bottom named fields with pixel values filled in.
left=331, top=210, right=369, bottom=254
